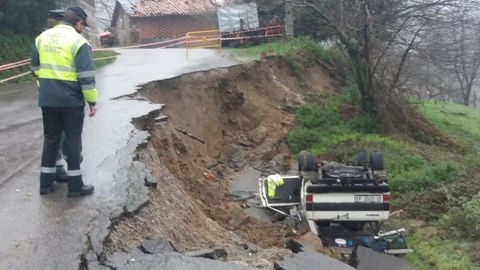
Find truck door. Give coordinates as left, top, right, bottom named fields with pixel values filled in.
left=258, top=175, right=302, bottom=218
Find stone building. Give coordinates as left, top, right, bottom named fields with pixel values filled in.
left=111, top=0, right=217, bottom=45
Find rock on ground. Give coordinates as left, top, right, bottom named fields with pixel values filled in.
left=105, top=248, right=256, bottom=270
left=356, top=246, right=417, bottom=270
left=274, top=243, right=355, bottom=270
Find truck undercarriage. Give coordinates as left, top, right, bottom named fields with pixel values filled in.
left=258, top=150, right=413, bottom=256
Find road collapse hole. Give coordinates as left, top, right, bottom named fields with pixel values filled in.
left=107, top=58, right=338, bottom=265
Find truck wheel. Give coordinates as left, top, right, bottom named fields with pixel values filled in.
left=357, top=149, right=368, bottom=166
left=370, top=151, right=384, bottom=171
left=298, top=151, right=317, bottom=172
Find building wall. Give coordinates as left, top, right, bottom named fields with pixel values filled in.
left=114, top=7, right=134, bottom=45
left=138, top=14, right=217, bottom=44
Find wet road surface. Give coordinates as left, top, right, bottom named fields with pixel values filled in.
left=0, top=48, right=237, bottom=269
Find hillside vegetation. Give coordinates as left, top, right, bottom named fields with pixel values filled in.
left=231, top=39, right=480, bottom=270
left=0, top=31, right=33, bottom=81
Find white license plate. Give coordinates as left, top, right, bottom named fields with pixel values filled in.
left=354, top=195, right=382, bottom=203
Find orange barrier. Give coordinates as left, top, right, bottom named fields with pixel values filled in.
left=186, top=30, right=222, bottom=49
left=185, top=30, right=222, bottom=59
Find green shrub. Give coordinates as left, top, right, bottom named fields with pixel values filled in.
left=287, top=127, right=321, bottom=154
left=440, top=193, right=480, bottom=240
left=295, top=104, right=341, bottom=129
left=390, top=163, right=459, bottom=192
left=283, top=37, right=346, bottom=76
left=289, top=103, right=384, bottom=155
left=0, top=31, right=33, bottom=82
left=347, top=115, right=380, bottom=133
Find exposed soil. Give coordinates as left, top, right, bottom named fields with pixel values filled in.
left=107, top=57, right=339, bottom=267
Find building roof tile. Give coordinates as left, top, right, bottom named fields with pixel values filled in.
left=130, top=0, right=216, bottom=17
left=117, top=0, right=140, bottom=14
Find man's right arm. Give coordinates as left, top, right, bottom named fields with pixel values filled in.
left=75, top=43, right=97, bottom=117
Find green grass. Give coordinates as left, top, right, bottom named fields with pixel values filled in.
left=287, top=100, right=462, bottom=193
left=227, top=37, right=346, bottom=76
left=420, top=100, right=480, bottom=151
left=93, top=50, right=119, bottom=68
left=227, top=40, right=302, bottom=61
left=405, top=228, right=480, bottom=270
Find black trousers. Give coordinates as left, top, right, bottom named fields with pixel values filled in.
left=40, top=106, right=85, bottom=191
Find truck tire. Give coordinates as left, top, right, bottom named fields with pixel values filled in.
left=298, top=151, right=317, bottom=172
left=357, top=149, right=368, bottom=166
left=370, top=151, right=384, bottom=171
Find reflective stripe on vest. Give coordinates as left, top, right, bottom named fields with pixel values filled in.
left=36, top=24, right=88, bottom=82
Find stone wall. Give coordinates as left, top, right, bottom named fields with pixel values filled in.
left=138, top=14, right=217, bottom=44
left=113, top=7, right=135, bottom=45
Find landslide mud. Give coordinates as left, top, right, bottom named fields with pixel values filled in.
left=107, top=57, right=338, bottom=266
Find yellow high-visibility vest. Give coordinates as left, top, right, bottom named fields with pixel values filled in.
left=35, top=24, right=88, bottom=82
left=267, top=174, right=284, bottom=199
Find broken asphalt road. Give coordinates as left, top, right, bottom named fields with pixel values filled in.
left=0, top=48, right=237, bottom=269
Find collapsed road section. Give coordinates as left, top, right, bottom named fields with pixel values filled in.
left=102, top=57, right=415, bottom=269
left=104, top=57, right=342, bottom=267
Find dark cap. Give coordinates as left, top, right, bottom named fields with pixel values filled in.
left=66, top=6, right=89, bottom=26
left=48, top=9, right=65, bottom=20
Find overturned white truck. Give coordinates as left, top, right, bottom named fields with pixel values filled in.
left=259, top=151, right=396, bottom=248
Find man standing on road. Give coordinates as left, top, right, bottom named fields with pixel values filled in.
left=43, top=9, right=85, bottom=183
left=31, top=7, right=96, bottom=197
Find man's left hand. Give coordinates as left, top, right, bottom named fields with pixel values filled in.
left=89, top=105, right=97, bottom=117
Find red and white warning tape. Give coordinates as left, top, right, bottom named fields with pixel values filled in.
left=222, top=24, right=282, bottom=36
left=93, top=36, right=187, bottom=51
left=0, top=59, right=31, bottom=72
left=186, top=33, right=283, bottom=45
left=0, top=71, right=31, bottom=84
left=223, top=33, right=284, bottom=41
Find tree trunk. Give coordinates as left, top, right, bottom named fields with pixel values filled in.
left=347, top=44, right=375, bottom=114
left=463, top=81, right=473, bottom=106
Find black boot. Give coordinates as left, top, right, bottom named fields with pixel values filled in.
left=40, top=179, right=57, bottom=195
left=67, top=184, right=94, bottom=197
